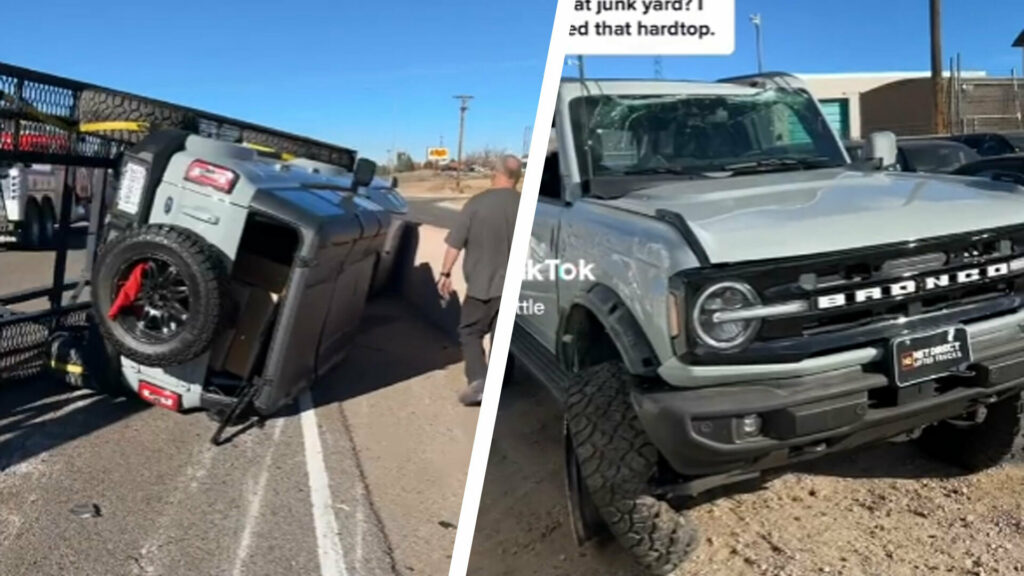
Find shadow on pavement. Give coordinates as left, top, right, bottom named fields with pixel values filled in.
left=0, top=374, right=147, bottom=473
left=312, top=297, right=463, bottom=406
left=392, top=222, right=464, bottom=338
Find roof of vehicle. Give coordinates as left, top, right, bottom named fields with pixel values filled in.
left=898, top=138, right=975, bottom=150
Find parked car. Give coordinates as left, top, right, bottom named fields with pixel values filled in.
left=945, top=132, right=1020, bottom=157
left=90, top=129, right=390, bottom=425
left=844, top=138, right=979, bottom=174
left=896, top=138, right=980, bottom=173
left=512, top=72, right=1024, bottom=575
left=951, top=152, right=1024, bottom=186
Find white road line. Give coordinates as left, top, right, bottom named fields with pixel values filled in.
left=299, top=389, right=348, bottom=576
left=231, top=418, right=285, bottom=576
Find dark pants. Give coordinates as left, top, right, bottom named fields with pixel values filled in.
left=459, top=296, right=501, bottom=385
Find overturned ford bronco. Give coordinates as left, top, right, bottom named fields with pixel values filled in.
left=90, top=130, right=390, bottom=437
left=510, top=73, right=1024, bottom=574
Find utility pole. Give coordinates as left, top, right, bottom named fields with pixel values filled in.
left=750, top=14, right=764, bottom=73
left=930, top=0, right=948, bottom=134
left=453, top=95, right=473, bottom=194
left=522, top=125, right=532, bottom=158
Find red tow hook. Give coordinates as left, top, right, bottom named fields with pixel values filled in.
left=108, top=262, right=150, bottom=319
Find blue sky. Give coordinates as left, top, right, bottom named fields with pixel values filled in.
left=2, top=0, right=555, bottom=164
left=563, top=0, right=1024, bottom=80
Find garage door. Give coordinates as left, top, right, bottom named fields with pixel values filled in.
left=819, top=99, right=850, bottom=140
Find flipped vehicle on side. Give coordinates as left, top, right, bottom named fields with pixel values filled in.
left=512, top=72, right=1024, bottom=575
left=286, top=157, right=408, bottom=294
left=843, top=137, right=980, bottom=174
left=89, top=130, right=391, bottom=429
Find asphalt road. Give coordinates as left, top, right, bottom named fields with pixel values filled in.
left=0, top=199, right=474, bottom=576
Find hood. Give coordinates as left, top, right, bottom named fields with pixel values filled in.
left=598, top=168, right=1024, bottom=264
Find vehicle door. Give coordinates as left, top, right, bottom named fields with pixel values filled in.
left=519, top=114, right=566, bottom=353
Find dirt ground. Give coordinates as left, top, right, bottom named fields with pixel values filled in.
left=469, top=373, right=1024, bottom=576
left=394, top=170, right=502, bottom=198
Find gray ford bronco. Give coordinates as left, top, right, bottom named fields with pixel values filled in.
left=88, top=129, right=390, bottom=439
left=510, top=73, right=1024, bottom=574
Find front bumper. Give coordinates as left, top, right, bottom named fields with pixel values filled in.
left=636, top=313, right=1024, bottom=478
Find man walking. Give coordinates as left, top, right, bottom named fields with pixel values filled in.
left=437, top=155, right=522, bottom=406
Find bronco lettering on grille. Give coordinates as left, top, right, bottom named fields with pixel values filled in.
left=815, top=262, right=1011, bottom=310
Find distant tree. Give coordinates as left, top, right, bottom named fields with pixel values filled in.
left=395, top=151, right=416, bottom=173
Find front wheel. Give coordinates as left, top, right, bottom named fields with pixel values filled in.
left=565, top=362, right=698, bottom=575
left=916, top=391, right=1022, bottom=472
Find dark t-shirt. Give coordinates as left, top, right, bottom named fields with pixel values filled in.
left=444, top=187, right=520, bottom=300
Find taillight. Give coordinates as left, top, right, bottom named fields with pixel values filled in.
left=138, top=381, right=181, bottom=411
left=185, top=160, right=238, bottom=193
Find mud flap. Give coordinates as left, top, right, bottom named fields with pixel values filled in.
left=563, top=417, right=607, bottom=546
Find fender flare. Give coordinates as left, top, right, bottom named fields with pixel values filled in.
left=558, top=283, right=660, bottom=377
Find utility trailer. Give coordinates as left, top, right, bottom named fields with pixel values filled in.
left=0, top=62, right=369, bottom=443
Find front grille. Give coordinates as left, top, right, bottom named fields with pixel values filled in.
left=679, top=225, right=1024, bottom=364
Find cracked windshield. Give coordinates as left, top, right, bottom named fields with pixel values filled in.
left=571, top=88, right=848, bottom=180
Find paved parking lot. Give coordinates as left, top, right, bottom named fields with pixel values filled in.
left=0, top=199, right=477, bottom=576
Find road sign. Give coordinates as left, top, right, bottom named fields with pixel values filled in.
left=427, top=147, right=450, bottom=162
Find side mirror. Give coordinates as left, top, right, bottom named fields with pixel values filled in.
left=864, top=131, right=898, bottom=170
left=353, top=158, right=377, bottom=188
left=390, top=176, right=399, bottom=189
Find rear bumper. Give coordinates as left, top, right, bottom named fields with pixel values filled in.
left=635, top=329, right=1024, bottom=477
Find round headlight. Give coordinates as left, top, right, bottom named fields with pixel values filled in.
left=692, top=281, right=761, bottom=351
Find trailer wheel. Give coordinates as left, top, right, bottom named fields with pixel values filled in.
left=79, top=89, right=198, bottom=144
left=565, top=362, right=698, bottom=575
left=17, top=199, right=42, bottom=249
left=40, top=198, right=56, bottom=248
left=92, top=224, right=230, bottom=368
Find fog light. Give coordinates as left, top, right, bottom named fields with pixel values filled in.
left=739, top=414, right=763, bottom=438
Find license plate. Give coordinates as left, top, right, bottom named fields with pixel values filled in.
left=891, top=326, right=972, bottom=387
left=116, top=161, right=148, bottom=215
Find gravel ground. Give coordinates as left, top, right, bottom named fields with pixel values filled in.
left=468, top=373, right=1024, bottom=576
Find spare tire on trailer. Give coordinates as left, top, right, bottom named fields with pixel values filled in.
left=78, top=89, right=199, bottom=144
left=91, top=224, right=230, bottom=368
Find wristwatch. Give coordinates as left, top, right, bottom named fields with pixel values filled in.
left=439, top=271, right=451, bottom=278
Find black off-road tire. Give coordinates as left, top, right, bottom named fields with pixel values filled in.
left=917, top=391, right=1023, bottom=472
left=240, top=129, right=314, bottom=160
left=79, top=89, right=199, bottom=144
left=92, top=224, right=230, bottom=368
left=17, top=199, right=42, bottom=249
left=39, top=198, right=56, bottom=248
left=565, top=362, right=698, bottom=575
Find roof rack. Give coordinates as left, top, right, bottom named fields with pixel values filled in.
left=0, top=61, right=357, bottom=170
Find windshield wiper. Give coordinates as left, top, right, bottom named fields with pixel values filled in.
left=621, top=166, right=711, bottom=177
left=721, top=156, right=839, bottom=174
